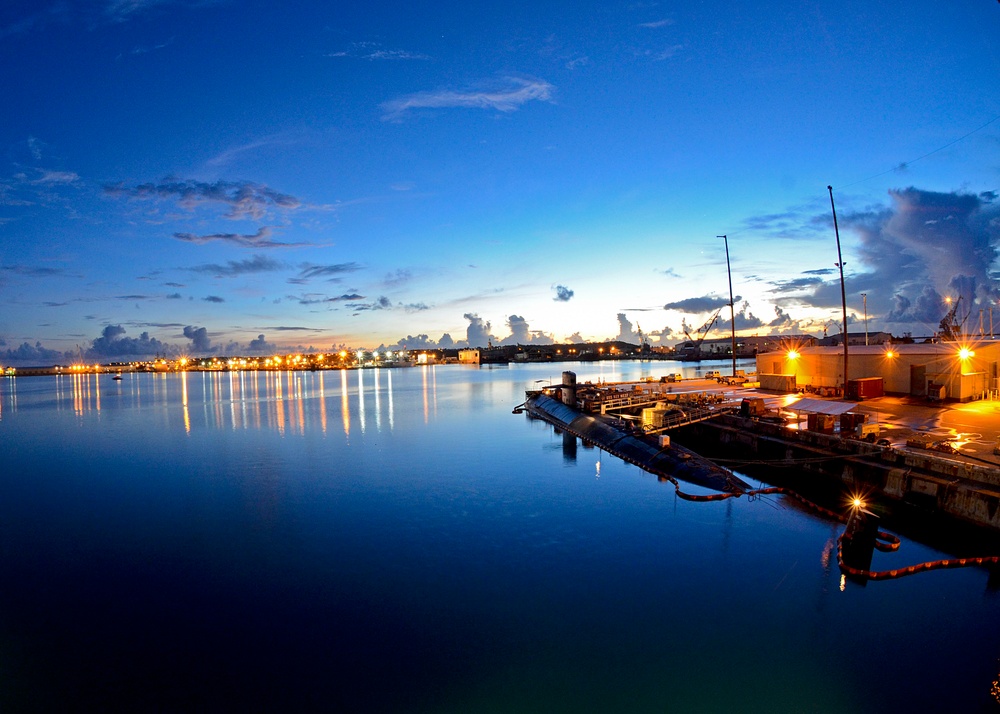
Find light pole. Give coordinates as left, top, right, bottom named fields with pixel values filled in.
left=718, top=234, right=737, bottom=378
left=828, top=186, right=848, bottom=393
left=861, top=293, right=868, bottom=346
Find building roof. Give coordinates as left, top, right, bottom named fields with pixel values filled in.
left=793, top=341, right=1000, bottom=357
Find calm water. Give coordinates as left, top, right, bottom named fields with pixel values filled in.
left=1, top=362, right=999, bottom=712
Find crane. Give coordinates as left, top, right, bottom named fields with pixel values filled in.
left=679, top=308, right=722, bottom=360
left=938, top=296, right=967, bottom=341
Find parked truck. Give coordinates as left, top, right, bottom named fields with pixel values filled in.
left=719, top=370, right=748, bottom=385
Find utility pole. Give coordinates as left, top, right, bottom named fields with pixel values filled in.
left=828, top=186, right=848, bottom=394
left=718, top=235, right=737, bottom=378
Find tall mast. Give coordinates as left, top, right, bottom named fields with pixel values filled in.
left=828, top=186, right=848, bottom=393
left=718, top=234, right=737, bottom=378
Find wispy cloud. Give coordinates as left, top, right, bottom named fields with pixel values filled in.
left=638, top=19, right=675, bottom=29
left=173, top=226, right=312, bottom=248
left=296, top=262, right=363, bottom=280
left=0, top=4, right=70, bottom=39
left=326, top=42, right=430, bottom=61
left=106, top=178, right=301, bottom=220
left=124, top=37, right=174, bottom=57
left=292, top=293, right=365, bottom=306
left=103, top=0, right=217, bottom=23
left=1, top=264, right=65, bottom=277
left=202, top=295, right=225, bottom=303
left=188, top=254, right=286, bottom=277
left=31, top=170, right=80, bottom=185
left=382, top=77, right=554, bottom=120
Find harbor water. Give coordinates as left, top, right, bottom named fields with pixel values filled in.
left=1, top=362, right=999, bottom=712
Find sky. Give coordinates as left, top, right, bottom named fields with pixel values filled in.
left=1, top=0, right=999, bottom=364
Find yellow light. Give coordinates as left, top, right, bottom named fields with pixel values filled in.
left=787, top=350, right=799, bottom=360
left=959, top=348, right=974, bottom=360
left=852, top=498, right=863, bottom=509
left=885, top=350, right=894, bottom=359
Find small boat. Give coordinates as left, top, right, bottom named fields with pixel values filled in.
left=112, top=373, right=123, bottom=381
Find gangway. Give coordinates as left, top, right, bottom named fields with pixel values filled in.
left=639, top=404, right=738, bottom=433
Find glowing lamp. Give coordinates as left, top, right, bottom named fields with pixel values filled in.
left=959, top=348, right=975, bottom=360
left=787, top=350, right=799, bottom=360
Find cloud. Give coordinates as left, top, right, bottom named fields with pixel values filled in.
left=326, top=42, right=430, bottom=61
left=382, top=77, right=554, bottom=120
left=31, top=170, right=80, bottom=185
left=0, top=341, right=66, bottom=365
left=615, top=313, right=640, bottom=343
left=638, top=19, right=675, bottom=29
left=463, top=313, right=493, bottom=347
left=297, top=262, right=363, bottom=280
left=768, top=276, right=825, bottom=294
left=776, top=186, right=1000, bottom=332
left=293, top=293, right=365, bottom=305
left=382, top=269, right=412, bottom=287
left=1, top=264, right=64, bottom=277
left=174, top=226, right=310, bottom=249
left=715, top=302, right=766, bottom=332
left=202, top=295, right=225, bottom=303
left=663, top=294, right=733, bottom=313
left=102, top=0, right=209, bottom=24
left=183, top=325, right=211, bottom=352
left=845, top=187, right=999, bottom=303
left=383, top=334, right=439, bottom=350
left=352, top=296, right=393, bottom=312
left=86, top=324, right=171, bottom=358
left=0, top=5, right=69, bottom=39
left=495, top=315, right=555, bottom=346
left=247, top=334, right=275, bottom=353
left=553, top=284, right=574, bottom=302
left=189, top=254, right=285, bottom=277
left=882, top=286, right=945, bottom=324
left=106, top=178, right=301, bottom=220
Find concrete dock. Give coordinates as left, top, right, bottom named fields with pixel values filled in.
left=538, top=374, right=1000, bottom=530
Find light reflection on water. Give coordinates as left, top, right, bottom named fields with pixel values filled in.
left=0, top=361, right=998, bottom=712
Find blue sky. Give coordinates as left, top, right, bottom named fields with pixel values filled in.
left=2, top=0, right=999, bottom=363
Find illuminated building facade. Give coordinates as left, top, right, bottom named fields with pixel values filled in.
left=757, top=342, right=1000, bottom=402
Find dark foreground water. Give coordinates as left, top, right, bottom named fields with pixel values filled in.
left=1, top=362, right=999, bottom=712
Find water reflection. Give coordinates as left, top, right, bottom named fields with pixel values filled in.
left=341, top=369, right=350, bottom=436
left=25, top=369, right=402, bottom=436
left=0, top=370, right=407, bottom=435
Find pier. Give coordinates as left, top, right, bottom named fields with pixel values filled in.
left=525, top=371, right=1000, bottom=532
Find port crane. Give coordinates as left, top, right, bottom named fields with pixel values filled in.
left=938, top=296, right=968, bottom=341
left=679, top=308, right=722, bottom=360
left=683, top=308, right=722, bottom=344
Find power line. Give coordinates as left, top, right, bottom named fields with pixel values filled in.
left=836, top=113, right=1000, bottom=190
